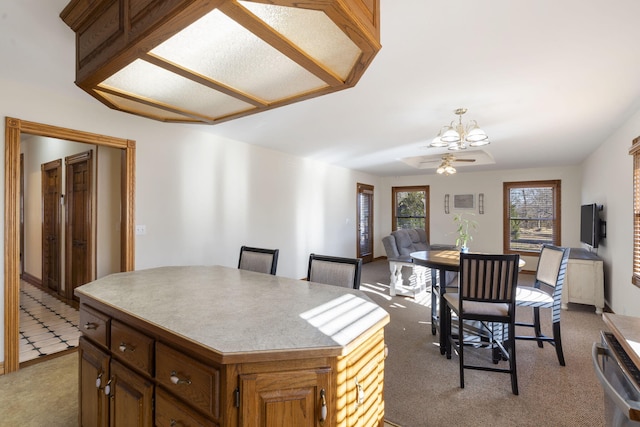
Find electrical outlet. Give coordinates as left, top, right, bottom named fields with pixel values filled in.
left=135, top=225, right=146, bottom=235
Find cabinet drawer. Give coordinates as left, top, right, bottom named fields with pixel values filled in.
left=110, top=320, right=154, bottom=376
left=79, top=304, right=110, bottom=348
left=156, top=388, right=217, bottom=427
left=156, top=342, right=220, bottom=420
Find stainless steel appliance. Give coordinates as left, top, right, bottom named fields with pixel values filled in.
left=593, top=331, right=640, bottom=426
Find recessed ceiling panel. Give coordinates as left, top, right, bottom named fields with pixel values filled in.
left=239, top=2, right=362, bottom=80
left=99, top=59, right=256, bottom=118
left=150, top=9, right=329, bottom=102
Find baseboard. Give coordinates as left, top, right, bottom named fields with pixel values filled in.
left=21, top=271, right=41, bottom=287
left=0, top=361, right=4, bottom=376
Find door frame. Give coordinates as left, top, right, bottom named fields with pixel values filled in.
left=357, top=183, right=374, bottom=263
left=4, top=117, right=136, bottom=374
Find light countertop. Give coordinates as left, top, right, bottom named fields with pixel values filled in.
left=603, top=313, right=640, bottom=369
left=76, top=265, right=389, bottom=358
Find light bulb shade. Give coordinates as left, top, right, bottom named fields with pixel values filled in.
left=440, top=126, right=461, bottom=143
left=469, top=138, right=490, bottom=147
left=447, top=141, right=466, bottom=151
left=445, top=165, right=456, bottom=174
left=429, top=136, right=447, bottom=147
left=465, top=122, right=488, bottom=143
left=437, top=166, right=445, bottom=174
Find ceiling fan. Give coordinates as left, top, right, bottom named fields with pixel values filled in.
left=420, top=153, right=476, bottom=175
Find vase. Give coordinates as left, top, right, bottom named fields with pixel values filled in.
left=460, top=246, right=469, bottom=253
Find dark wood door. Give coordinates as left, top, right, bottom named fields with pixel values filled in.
left=79, top=337, right=110, bottom=427
left=357, top=183, right=374, bottom=264
left=109, top=359, right=154, bottom=427
left=41, top=159, right=62, bottom=293
left=66, top=150, right=93, bottom=301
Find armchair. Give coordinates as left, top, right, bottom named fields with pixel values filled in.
left=382, top=228, right=455, bottom=297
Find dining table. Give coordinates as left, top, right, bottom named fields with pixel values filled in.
left=410, top=249, right=525, bottom=354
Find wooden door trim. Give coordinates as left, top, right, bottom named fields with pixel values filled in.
left=4, top=117, right=136, bottom=374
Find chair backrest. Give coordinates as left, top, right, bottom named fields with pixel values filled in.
left=534, top=244, right=570, bottom=298
left=238, top=246, right=279, bottom=275
left=459, top=253, right=520, bottom=305
left=307, top=254, right=362, bottom=289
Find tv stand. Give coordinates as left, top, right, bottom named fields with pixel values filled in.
left=561, top=248, right=604, bottom=314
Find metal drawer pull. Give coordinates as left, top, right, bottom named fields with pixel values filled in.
left=95, top=372, right=102, bottom=389
left=83, top=322, right=97, bottom=330
left=118, top=342, right=134, bottom=353
left=319, top=389, right=327, bottom=426
left=104, top=379, right=112, bottom=396
left=355, top=377, right=365, bottom=407
left=170, top=371, right=192, bottom=385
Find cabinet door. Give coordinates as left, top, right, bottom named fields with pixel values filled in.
left=240, top=368, right=331, bottom=427
left=108, top=359, right=154, bottom=427
left=79, top=336, right=110, bottom=427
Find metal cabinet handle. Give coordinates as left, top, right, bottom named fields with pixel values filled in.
left=319, top=389, right=327, bottom=425
left=83, top=322, right=97, bottom=330
left=118, top=342, right=134, bottom=353
left=170, top=371, right=192, bottom=385
left=355, top=377, right=365, bottom=407
left=104, top=378, right=112, bottom=397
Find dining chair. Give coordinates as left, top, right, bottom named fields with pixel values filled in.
left=515, top=244, right=570, bottom=366
left=443, top=252, right=520, bottom=395
left=238, top=246, right=279, bottom=275
left=307, top=254, right=362, bottom=289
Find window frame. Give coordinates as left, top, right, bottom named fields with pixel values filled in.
left=391, top=186, right=430, bottom=238
left=503, top=180, right=561, bottom=255
left=630, top=136, right=640, bottom=287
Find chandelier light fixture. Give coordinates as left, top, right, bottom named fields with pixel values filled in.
left=436, top=159, right=457, bottom=175
left=430, top=108, right=490, bottom=151
left=60, top=0, right=380, bottom=124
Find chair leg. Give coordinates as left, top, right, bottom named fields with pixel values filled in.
left=431, top=283, right=437, bottom=335
left=459, top=326, right=465, bottom=389
left=508, top=330, right=519, bottom=395
left=533, top=307, right=544, bottom=348
left=553, top=321, right=566, bottom=366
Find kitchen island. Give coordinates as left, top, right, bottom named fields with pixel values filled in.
left=76, top=265, right=389, bottom=426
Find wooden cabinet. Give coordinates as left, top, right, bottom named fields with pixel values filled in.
left=239, top=367, right=331, bottom=427
left=76, top=266, right=389, bottom=427
left=561, top=248, right=605, bottom=314
left=79, top=336, right=109, bottom=427
left=78, top=318, right=154, bottom=427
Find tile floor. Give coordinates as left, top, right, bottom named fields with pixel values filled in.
left=19, top=281, right=80, bottom=363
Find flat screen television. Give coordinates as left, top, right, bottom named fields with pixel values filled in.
left=580, top=203, right=601, bottom=248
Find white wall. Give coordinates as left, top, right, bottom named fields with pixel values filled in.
left=582, top=107, right=640, bottom=316
left=0, top=77, right=381, bottom=362
left=378, top=166, right=583, bottom=270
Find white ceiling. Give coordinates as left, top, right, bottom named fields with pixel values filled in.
left=3, top=0, right=640, bottom=176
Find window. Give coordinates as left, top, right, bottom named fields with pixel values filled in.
left=630, top=136, right=640, bottom=287
left=503, top=180, right=561, bottom=253
left=392, top=186, right=429, bottom=236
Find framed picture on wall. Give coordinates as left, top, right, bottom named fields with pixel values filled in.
left=453, top=194, right=475, bottom=210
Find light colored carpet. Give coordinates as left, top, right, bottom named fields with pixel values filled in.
left=360, top=259, right=606, bottom=427
left=0, top=352, right=78, bottom=426
left=0, top=260, right=607, bottom=426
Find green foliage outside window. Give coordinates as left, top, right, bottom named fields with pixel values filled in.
left=395, top=190, right=426, bottom=230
